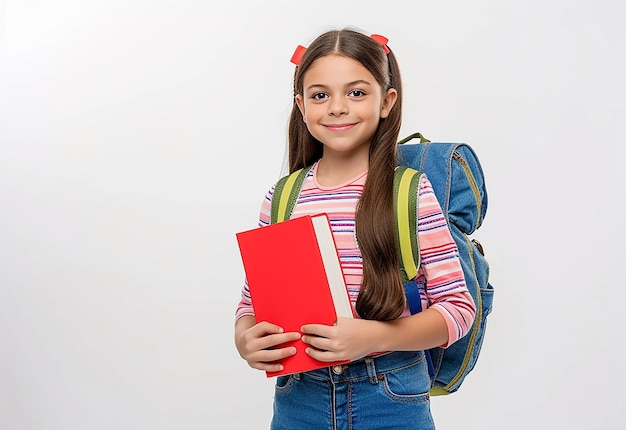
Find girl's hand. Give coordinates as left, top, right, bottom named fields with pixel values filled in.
left=301, top=317, right=381, bottom=363
left=235, top=317, right=301, bottom=373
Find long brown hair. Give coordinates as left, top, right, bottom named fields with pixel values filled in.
left=288, top=28, right=404, bottom=321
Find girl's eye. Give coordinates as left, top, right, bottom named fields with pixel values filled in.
left=349, top=89, right=365, bottom=97
left=312, top=93, right=328, bottom=100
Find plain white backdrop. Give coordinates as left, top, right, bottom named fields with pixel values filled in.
left=1, top=1, right=624, bottom=429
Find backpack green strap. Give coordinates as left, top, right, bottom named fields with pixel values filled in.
left=270, top=166, right=311, bottom=224
left=397, top=132, right=430, bottom=145
left=393, top=166, right=421, bottom=283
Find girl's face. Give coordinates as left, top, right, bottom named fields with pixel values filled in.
left=295, top=54, right=397, bottom=161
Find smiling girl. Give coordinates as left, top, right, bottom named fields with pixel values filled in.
left=234, top=28, right=476, bottom=430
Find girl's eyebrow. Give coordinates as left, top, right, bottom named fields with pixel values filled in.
left=305, top=80, right=373, bottom=92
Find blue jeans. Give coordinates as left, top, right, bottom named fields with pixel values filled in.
left=271, top=350, right=435, bottom=430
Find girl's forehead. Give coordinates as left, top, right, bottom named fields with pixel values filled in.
left=307, top=54, right=365, bottom=73
left=303, top=54, right=377, bottom=86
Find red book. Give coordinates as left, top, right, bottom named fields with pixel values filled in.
left=235, top=213, right=354, bottom=377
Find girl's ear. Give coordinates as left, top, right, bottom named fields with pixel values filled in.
left=380, top=88, right=398, bottom=118
left=295, top=94, right=306, bottom=120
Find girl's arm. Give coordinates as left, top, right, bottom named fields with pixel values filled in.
left=301, top=310, right=449, bottom=363
left=413, top=173, right=476, bottom=347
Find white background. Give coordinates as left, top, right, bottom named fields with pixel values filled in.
left=1, top=1, right=624, bottom=429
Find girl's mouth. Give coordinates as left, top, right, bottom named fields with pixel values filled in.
left=324, top=123, right=356, bottom=132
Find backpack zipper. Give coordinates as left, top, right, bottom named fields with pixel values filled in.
left=452, top=151, right=482, bottom=230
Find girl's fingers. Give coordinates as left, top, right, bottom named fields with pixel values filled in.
left=257, top=332, right=300, bottom=350
left=250, top=345, right=297, bottom=371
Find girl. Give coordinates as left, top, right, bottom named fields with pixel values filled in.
left=235, top=28, right=476, bottom=430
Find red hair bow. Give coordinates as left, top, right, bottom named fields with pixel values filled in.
left=370, top=34, right=390, bottom=54
left=290, top=45, right=306, bottom=66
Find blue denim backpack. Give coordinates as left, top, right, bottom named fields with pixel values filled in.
left=396, top=132, right=494, bottom=395
left=270, top=132, right=494, bottom=396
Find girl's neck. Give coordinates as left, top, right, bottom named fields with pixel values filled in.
left=315, top=153, right=369, bottom=187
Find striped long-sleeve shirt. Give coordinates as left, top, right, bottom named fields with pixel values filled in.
left=235, top=162, right=476, bottom=347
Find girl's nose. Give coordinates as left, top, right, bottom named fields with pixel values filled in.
left=328, top=98, right=348, bottom=116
